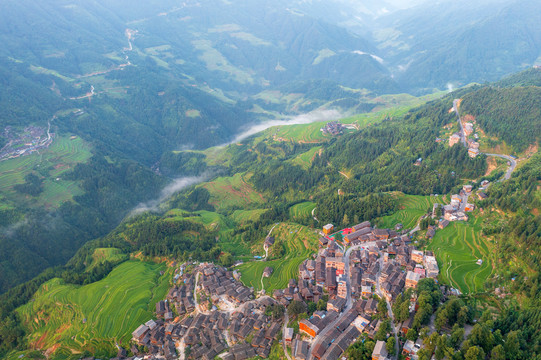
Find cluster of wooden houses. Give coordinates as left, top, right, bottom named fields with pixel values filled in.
left=198, top=264, right=254, bottom=308
left=320, top=121, right=345, bottom=136
left=273, top=221, right=439, bottom=360
left=127, top=216, right=443, bottom=360
left=305, top=298, right=398, bottom=360
left=131, top=319, right=177, bottom=359
left=131, top=263, right=281, bottom=360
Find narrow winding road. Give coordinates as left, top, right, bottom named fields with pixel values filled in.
left=484, top=153, right=516, bottom=180
left=259, top=224, right=279, bottom=294
left=454, top=99, right=517, bottom=181
left=311, top=207, right=319, bottom=223
left=453, top=99, right=467, bottom=147
left=193, top=272, right=200, bottom=313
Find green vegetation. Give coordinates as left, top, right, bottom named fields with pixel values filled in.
left=237, top=223, right=318, bottom=292
left=461, top=86, right=541, bottom=154
left=87, top=248, right=126, bottom=271
left=16, top=261, right=169, bottom=358
left=427, top=217, right=494, bottom=294
left=289, top=202, right=316, bottom=220
left=231, top=209, right=268, bottom=225
left=0, top=136, right=92, bottom=208
left=290, top=147, right=322, bottom=169
left=201, top=173, right=265, bottom=210
left=377, top=193, right=447, bottom=230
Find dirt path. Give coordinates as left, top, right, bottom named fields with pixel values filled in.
left=338, top=171, right=350, bottom=179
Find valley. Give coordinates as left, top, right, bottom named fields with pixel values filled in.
left=0, top=1, right=540, bottom=359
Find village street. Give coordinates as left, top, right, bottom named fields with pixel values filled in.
left=376, top=255, right=399, bottom=359
left=307, top=242, right=375, bottom=359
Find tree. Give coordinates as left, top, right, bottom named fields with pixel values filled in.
left=449, top=324, right=465, bottom=349
left=307, top=301, right=317, bottom=315
left=219, top=252, right=234, bottom=267
left=464, top=346, right=485, bottom=360
left=376, top=319, right=391, bottom=341
left=287, top=300, right=307, bottom=317
left=334, top=232, right=343, bottom=244
left=417, top=348, right=431, bottom=360
left=377, top=297, right=388, bottom=315
left=504, top=331, right=521, bottom=360
left=468, top=323, right=494, bottom=354
left=491, top=345, right=506, bottom=360
left=399, top=300, right=411, bottom=322
left=386, top=336, right=396, bottom=355
left=342, top=214, right=350, bottom=227
left=406, top=328, right=418, bottom=341
left=435, top=309, right=448, bottom=332
left=317, top=299, right=327, bottom=311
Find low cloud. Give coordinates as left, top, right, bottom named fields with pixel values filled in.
left=221, top=109, right=343, bottom=146
left=129, top=173, right=210, bottom=216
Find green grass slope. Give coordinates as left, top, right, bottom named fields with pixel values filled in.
left=237, top=223, right=319, bottom=293
left=201, top=172, right=265, bottom=210
left=17, top=261, right=169, bottom=358
left=376, top=193, right=447, bottom=230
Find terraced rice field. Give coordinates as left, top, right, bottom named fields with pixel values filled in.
left=427, top=216, right=494, bottom=294
left=0, top=136, right=92, bottom=208
left=290, top=147, right=321, bottom=169
left=289, top=201, right=316, bottom=220
left=201, top=172, right=265, bottom=210
left=237, top=223, right=319, bottom=293
left=17, top=261, right=170, bottom=358
left=377, top=193, right=448, bottom=230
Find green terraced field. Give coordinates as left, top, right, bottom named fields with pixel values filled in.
left=377, top=193, right=448, bottom=230
left=289, top=202, right=316, bottom=220
left=237, top=223, right=319, bottom=293
left=427, top=216, right=494, bottom=294
left=201, top=172, right=265, bottom=210
left=0, top=136, right=92, bottom=208
left=87, top=248, right=126, bottom=271
left=290, top=147, right=321, bottom=169
left=17, top=261, right=170, bottom=358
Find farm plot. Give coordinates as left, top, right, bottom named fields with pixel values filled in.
left=17, top=261, right=169, bottom=358
left=427, top=217, right=494, bottom=294
left=237, top=223, right=319, bottom=293
left=201, top=172, right=265, bottom=210
left=289, top=202, right=316, bottom=220
left=377, top=193, right=447, bottom=230
left=289, top=147, right=322, bottom=169
left=0, top=136, right=92, bottom=208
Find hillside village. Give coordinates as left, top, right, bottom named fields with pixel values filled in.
left=119, top=220, right=447, bottom=360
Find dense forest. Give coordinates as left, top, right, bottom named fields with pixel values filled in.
left=482, top=153, right=541, bottom=306
left=461, top=86, right=541, bottom=153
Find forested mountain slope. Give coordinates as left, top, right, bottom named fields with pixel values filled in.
left=1, top=68, right=540, bottom=358
left=374, top=0, right=541, bottom=91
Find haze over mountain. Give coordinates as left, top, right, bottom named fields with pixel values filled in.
left=0, top=0, right=541, bottom=359
left=0, top=0, right=539, bottom=306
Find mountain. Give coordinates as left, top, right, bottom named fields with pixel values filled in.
left=2, top=67, right=540, bottom=358
left=375, top=0, right=541, bottom=91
